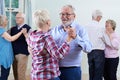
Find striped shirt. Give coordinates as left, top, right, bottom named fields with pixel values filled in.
left=26, top=30, right=70, bottom=80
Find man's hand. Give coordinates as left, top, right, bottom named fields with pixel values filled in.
left=67, top=27, right=76, bottom=39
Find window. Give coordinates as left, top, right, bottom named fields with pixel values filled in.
left=5, top=0, right=24, bottom=29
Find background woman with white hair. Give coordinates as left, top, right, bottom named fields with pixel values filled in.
left=25, top=10, right=73, bottom=80
left=102, top=19, right=120, bottom=80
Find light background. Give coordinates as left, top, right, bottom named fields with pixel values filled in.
left=31, top=0, right=120, bottom=78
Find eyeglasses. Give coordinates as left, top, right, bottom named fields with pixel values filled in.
left=59, top=13, right=74, bottom=16
left=16, top=17, right=23, bottom=19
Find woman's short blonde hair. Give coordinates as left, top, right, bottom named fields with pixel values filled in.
left=33, top=10, right=50, bottom=27
left=106, top=19, right=116, bottom=31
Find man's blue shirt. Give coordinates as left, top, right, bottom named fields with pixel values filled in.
left=50, top=21, right=92, bottom=67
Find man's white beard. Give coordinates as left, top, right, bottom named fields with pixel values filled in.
left=62, top=20, right=73, bottom=27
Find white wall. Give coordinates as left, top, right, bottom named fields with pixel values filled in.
left=31, top=0, right=120, bottom=78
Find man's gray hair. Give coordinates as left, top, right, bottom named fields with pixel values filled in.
left=17, top=12, right=26, bottom=19
left=92, top=10, right=102, bottom=19
left=63, top=5, right=76, bottom=14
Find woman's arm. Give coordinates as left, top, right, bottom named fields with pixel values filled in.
left=2, top=28, right=25, bottom=42
left=45, top=34, right=71, bottom=59
left=102, top=32, right=120, bottom=50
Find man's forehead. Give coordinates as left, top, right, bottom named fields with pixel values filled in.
left=16, top=13, right=22, bottom=16
left=61, top=8, right=73, bottom=13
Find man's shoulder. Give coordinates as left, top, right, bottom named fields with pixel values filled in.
left=23, top=24, right=31, bottom=28
left=72, top=22, right=85, bottom=31
left=11, top=26, right=17, bottom=30
left=23, top=24, right=31, bottom=31
left=72, top=21, right=83, bottom=27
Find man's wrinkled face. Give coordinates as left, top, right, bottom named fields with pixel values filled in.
left=59, top=7, right=75, bottom=27
left=15, top=13, right=24, bottom=25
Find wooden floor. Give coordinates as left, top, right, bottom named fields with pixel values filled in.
left=9, top=74, right=88, bottom=80
left=8, top=74, right=30, bottom=80
left=8, top=74, right=120, bottom=80
left=8, top=68, right=31, bottom=80
left=8, top=73, right=89, bottom=80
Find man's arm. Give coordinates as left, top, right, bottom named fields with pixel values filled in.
left=72, top=26, right=92, bottom=53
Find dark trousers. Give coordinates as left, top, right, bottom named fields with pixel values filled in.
left=104, top=57, right=119, bottom=80
left=59, top=67, right=81, bottom=80
left=87, top=50, right=105, bottom=80
left=0, top=65, right=10, bottom=80
left=49, top=77, right=60, bottom=80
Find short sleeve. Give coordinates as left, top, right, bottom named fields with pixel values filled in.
left=0, top=28, right=5, bottom=36
left=26, top=32, right=33, bottom=48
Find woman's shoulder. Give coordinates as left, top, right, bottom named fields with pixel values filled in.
left=0, top=28, right=5, bottom=35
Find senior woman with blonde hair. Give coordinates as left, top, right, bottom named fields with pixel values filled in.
left=102, top=19, right=120, bottom=80
left=25, top=10, right=73, bottom=80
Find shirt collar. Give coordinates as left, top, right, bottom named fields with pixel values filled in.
left=17, top=24, right=25, bottom=30
left=92, top=20, right=99, bottom=23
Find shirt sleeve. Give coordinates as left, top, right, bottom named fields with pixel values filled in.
left=26, top=32, right=33, bottom=48
left=110, top=36, right=120, bottom=50
left=102, top=32, right=112, bottom=46
left=103, top=33, right=120, bottom=50
left=73, top=27, right=92, bottom=53
left=45, top=34, right=70, bottom=59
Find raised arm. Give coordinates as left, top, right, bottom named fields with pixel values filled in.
left=102, top=33, right=120, bottom=50
left=2, top=28, right=26, bottom=42
left=71, top=26, right=92, bottom=53
left=45, top=34, right=71, bottom=59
